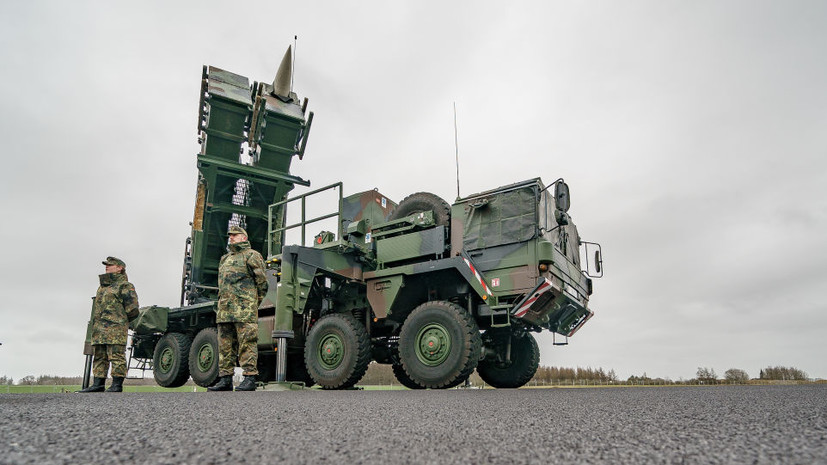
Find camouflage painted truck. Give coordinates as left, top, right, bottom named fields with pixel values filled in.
left=114, top=48, right=603, bottom=390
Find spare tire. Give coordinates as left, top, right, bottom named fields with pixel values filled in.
left=389, top=192, right=451, bottom=228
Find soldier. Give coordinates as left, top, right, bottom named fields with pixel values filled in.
left=208, top=226, right=268, bottom=391
left=78, top=256, right=139, bottom=393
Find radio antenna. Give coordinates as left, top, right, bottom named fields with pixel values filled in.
left=454, top=102, right=460, bottom=199
left=291, top=35, right=297, bottom=93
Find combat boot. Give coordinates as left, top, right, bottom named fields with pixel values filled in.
left=207, top=375, right=233, bottom=391
left=77, top=377, right=106, bottom=393
left=235, top=375, right=257, bottom=391
left=106, top=377, right=124, bottom=392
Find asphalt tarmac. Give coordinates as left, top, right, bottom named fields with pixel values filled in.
left=1, top=384, right=824, bottom=464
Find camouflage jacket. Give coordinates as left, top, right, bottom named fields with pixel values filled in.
left=91, top=272, right=139, bottom=345
left=217, top=241, right=268, bottom=323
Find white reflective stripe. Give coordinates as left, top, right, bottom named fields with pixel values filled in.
left=513, top=280, right=553, bottom=317
left=463, top=258, right=492, bottom=296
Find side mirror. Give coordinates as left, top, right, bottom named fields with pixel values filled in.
left=581, top=241, right=603, bottom=278
left=554, top=181, right=570, bottom=212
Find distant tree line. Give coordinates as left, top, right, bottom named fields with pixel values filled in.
left=759, top=366, right=808, bottom=381
left=532, top=366, right=619, bottom=384
left=9, top=375, right=83, bottom=386
left=692, top=366, right=810, bottom=384
left=696, top=367, right=718, bottom=384
left=359, top=363, right=396, bottom=385
left=724, top=368, right=749, bottom=383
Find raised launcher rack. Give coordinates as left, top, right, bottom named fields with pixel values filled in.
left=182, top=49, right=313, bottom=305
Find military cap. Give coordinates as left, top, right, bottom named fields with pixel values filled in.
left=102, top=256, right=126, bottom=268
left=228, top=225, right=248, bottom=237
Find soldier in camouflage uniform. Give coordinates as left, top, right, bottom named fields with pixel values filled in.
left=208, top=226, right=268, bottom=391
left=78, top=256, right=139, bottom=393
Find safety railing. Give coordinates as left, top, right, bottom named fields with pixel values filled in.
left=267, top=182, right=344, bottom=257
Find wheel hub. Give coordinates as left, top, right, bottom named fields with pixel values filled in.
left=319, top=334, right=345, bottom=370
left=415, top=323, right=451, bottom=366
left=196, top=342, right=214, bottom=372
left=159, top=347, right=174, bottom=373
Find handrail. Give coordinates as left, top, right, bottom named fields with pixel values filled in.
left=267, top=182, right=343, bottom=257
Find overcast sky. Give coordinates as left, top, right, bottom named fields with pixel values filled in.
left=1, top=1, right=825, bottom=382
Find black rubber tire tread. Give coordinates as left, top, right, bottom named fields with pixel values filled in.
left=388, top=192, right=451, bottom=228
left=399, top=301, right=481, bottom=389
left=304, top=313, right=371, bottom=390
left=152, top=332, right=192, bottom=388
left=477, top=330, right=540, bottom=389
left=188, top=327, right=219, bottom=387
left=392, top=363, right=425, bottom=390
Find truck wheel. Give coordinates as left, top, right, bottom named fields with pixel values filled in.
left=389, top=192, right=451, bottom=228
left=392, top=363, right=425, bottom=389
left=305, top=313, right=371, bottom=389
left=188, top=328, right=218, bottom=387
left=477, top=330, right=540, bottom=388
left=398, top=301, right=481, bottom=389
left=152, top=332, right=192, bottom=388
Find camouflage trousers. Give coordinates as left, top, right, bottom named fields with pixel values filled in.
left=92, top=344, right=126, bottom=378
left=217, top=322, right=259, bottom=377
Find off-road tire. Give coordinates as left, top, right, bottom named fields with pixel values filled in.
left=392, top=363, right=425, bottom=389
left=188, top=328, right=219, bottom=387
left=398, top=301, right=481, bottom=389
left=389, top=192, right=451, bottom=228
left=477, top=330, right=540, bottom=389
left=305, top=313, right=371, bottom=389
left=153, top=332, right=192, bottom=388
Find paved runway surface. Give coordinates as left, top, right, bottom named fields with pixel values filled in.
left=1, top=384, right=824, bottom=464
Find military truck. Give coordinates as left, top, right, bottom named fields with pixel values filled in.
left=117, top=48, right=603, bottom=390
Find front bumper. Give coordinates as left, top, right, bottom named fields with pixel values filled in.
left=511, top=278, right=593, bottom=336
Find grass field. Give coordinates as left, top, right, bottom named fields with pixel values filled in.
left=2, top=385, right=204, bottom=393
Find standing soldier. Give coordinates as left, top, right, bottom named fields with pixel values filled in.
left=208, top=226, right=268, bottom=391
left=78, top=256, right=139, bottom=393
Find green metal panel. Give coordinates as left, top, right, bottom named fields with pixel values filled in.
left=340, top=189, right=396, bottom=231
left=365, top=275, right=404, bottom=318
left=375, top=227, right=445, bottom=264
